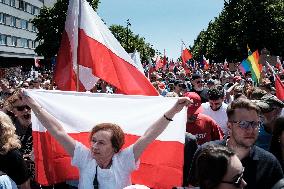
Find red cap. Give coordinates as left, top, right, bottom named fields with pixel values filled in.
left=184, top=92, right=203, bottom=115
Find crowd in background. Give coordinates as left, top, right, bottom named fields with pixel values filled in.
left=1, top=60, right=284, bottom=189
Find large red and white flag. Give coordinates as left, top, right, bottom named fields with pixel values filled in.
left=27, top=90, right=187, bottom=188
left=54, top=0, right=158, bottom=95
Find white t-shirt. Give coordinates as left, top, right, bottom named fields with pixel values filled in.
left=201, top=102, right=228, bottom=135
left=72, top=141, right=139, bottom=189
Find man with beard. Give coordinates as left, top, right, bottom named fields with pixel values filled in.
left=189, top=98, right=283, bottom=189
left=201, top=86, right=228, bottom=136
left=254, top=94, right=284, bottom=151
left=190, top=74, right=208, bottom=103
left=184, top=92, right=223, bottom=145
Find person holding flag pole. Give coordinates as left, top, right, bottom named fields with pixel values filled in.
left=20, top=90, right=192, bottom=189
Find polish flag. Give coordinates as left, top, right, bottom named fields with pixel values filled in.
left=26, top=90, right=187, bottom=188
left=181, top=48, right=192, bottom=65
left=54, top=0, right=158, bottom=95
left=275, top=75, right=284, bottom=100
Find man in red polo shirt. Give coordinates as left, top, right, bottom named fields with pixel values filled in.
left=184, top=92, right=224, bottom=145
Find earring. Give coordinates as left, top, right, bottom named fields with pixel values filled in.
left=278, top=137, right=281, bottom=143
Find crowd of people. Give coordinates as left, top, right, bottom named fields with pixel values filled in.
left=0, top=60, right=284, bottom=189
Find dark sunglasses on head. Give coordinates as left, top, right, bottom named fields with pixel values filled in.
left=231, top=120, right=260, bottom=129
left=14, top=105, right=31, bottom=111
left=221, top=167, right=245, bottom=188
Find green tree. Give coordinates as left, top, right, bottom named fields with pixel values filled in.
left=192, top=0, right=284, bottom=62
left=109, top=25, right=155, bottom=62
left=31, top=0, right=100, bottom=58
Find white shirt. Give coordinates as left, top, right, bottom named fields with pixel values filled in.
left=201, top=102, right=228, bottom=135
left=72, top=142, right=139, bottom=189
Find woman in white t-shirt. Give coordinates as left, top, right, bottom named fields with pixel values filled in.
left=21, top=90, right=191, bottom=189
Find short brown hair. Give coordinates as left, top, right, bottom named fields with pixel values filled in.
left=90, top=123, right=125, bottom=153
left=227, top=98, right=260, bottom=120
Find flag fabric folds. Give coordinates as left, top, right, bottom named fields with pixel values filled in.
left=275, top=75, right=284, bottom=100
left=181, top=48, right=192, bottom=65
left=54, top=0, right=158, bottom=96
left=26, top=90, right=187, bottom=189
left=239, top=50, right=262, bottom=83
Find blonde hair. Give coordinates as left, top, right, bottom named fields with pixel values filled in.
left=0, top=111, right=21, bottom=155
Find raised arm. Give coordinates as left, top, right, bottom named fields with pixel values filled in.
left=21, top=90, right=76, bottom=156
left=133, top=97, right=191, bottom=162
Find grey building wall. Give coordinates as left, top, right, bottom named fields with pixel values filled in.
left=0, top=0, right=56, bottom=65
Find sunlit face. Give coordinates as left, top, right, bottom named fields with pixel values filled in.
left=12, top=99, right=31, bottom=127
left=192, top=79, right=204, bottom=91
left=218, top=155, right=247, bottom=189
left=209, top=98, right=223, bottom=111
left=90, top=130, right=116, bottom=162
left=228, top=108, right=259, bottom=148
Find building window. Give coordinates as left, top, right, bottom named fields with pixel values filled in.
left=11, top=36, right=17, bottom=46
left=31, top=40, right=36, bottom=48
left=20, top=38, right=28, bottom=48
left=32, top=24, right=37, bottom=32
left=0, top=34, right=7, bottom=45
left=32, top=6, right=39, bottom=15
left=0, top=13, right=6, bottom=24
left=20, top=19, right=28, bottom=29
left=9, top=0, right=15, bottom=6
left=10, top=16, right=16, bottom=27
left=18, top=0, right=24, bottom=10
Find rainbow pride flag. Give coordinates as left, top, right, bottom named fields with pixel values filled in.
left=239, top=50, right=262, bottom=83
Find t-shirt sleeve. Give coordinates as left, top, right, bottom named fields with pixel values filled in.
left=118, top=145, right=139, bottom=172
left=71, top=141, right=92, bottom=169
left=5, top=150, right=30, bottom=185
left=210, top=119, right=224, bottom=140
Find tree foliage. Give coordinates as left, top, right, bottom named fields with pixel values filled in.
left=32, top=0, right=155, bottom=62
left=109, top=25, right=155, bottom=62
left=192, top=0, right=284, bottom=62
left=31, top=0, right=100, bottom=58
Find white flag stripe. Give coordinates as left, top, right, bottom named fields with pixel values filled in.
left=65, top=0, right=79, bottom=72
left=78, top=65, right=99, bottom=90
left=79, top=0, right=137, bottom=68
left=26, top=90, right=186, bottom=143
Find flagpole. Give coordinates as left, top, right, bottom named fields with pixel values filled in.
left=76, top=0, right=80, bottom=92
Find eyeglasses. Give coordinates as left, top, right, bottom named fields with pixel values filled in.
left=14, top=105, right=31, bottom=111
left=221, top=167, right=245, bottom=188
left=230, top=120, right=260, bottom=129
left=196, top=80, right=204, bottom=84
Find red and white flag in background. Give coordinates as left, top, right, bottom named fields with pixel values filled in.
left=26, top=90, right=187, bottom=189
left=34, top=57, right=40, bottom=67
left=54, top=0, right=158, bottom=96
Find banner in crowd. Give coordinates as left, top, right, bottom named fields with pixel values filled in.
left=54, top=0, right=158, bottom=96
left=26, top=90, right=187, bottom=188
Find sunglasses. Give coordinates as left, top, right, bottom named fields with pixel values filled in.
left=221, top=167, right=245, bottom=188
left=14, top=105, right=31, bottom=111
left=196, top=80, right=204, bottom=84
left=231, top=120, right=260, bottom=129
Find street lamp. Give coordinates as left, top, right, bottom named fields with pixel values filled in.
left=126, top=19, right=131, bottom=51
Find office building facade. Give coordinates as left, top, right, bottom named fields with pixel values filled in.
left=0, top=0, right=54, bottom=67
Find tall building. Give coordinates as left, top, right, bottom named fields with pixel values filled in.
left=0, top=0, right=55, bottom=68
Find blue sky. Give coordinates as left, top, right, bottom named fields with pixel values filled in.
left=98, top=0, right=224, bottom=60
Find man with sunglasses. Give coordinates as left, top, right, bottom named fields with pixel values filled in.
left=189, top=98, right=283, bottom=189
left=190, top=74, right=208, bottom=103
